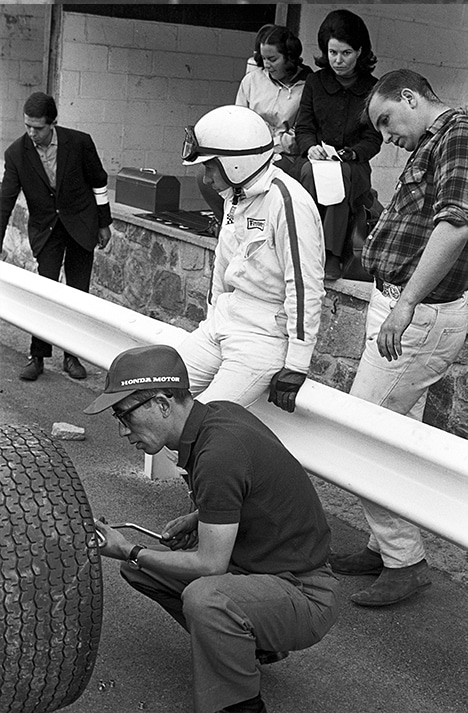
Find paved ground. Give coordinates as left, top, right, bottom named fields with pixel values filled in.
left=1, top=320, right=468, bottom=713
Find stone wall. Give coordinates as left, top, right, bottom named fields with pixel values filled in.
left=91, top=202, right=215, bottom=329
left=4, top=197, right=468, bottom=439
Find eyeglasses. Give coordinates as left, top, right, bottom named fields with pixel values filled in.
left=112, top=395, right=156, bottom=428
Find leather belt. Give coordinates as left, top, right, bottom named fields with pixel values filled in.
left=375, top=278, right=461, bottom=305
left=375, top=279, right=402, bottom=301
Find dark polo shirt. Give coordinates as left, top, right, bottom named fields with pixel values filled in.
left=177, top=400, right=330, bottom=576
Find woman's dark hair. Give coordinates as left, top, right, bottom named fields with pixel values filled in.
left=315, top=9, right=377, bottom=74
left=23, top=92, right=58, bottom=124
left=254, top=24, right=303, bottom=73
left=252, top=24, right=276, bottom=67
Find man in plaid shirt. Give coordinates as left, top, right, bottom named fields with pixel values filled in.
left=331, top=69, right=468, bottom=607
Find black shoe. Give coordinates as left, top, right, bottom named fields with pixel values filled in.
left=218, top=707, right=266, bottom=713
left=350, top=560, right=432, bottom=607
left=218, top=706, right=266, bottom=713
left=330, top=547, right=383, bottom=576
left=325, top=253, right=341, bottom=280
left=218, top=693, right=267, bottom=713
left=20, top=357, right=44, bottom=381
left=255, top=649, right=289, bottom=665
left=63, top=355, right=87, bottom=379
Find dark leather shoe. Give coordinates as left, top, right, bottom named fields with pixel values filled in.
left=63, top=355, right=87, bottom=379
left=350, top=559, right=432, bottom=607
left=255, top=649, right=289, bottom=665
left=330, top=547, right=383, bottom=575
left=217, top=696, right=267, bottom=713
left=20, top=356, right=44, bottom=381
left=325, top=253, right=341, bottom=280
left=218, top=707, right=266, bottom=713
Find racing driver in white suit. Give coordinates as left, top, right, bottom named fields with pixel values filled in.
left=179, top=105, right=324, bottom=412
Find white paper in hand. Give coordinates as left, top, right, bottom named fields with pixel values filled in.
left=310, top=159, right=345, bottom=205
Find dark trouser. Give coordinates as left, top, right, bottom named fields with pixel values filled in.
left=300, top=160, right=354, bottom=258
left=121, top=560, right=339, bottom=713
left=271, top=153, right=299, bottom=176
left=31, top=220, right=94, bottom=358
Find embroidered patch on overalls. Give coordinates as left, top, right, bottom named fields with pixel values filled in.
left=247, top=218, right=266, bottom=231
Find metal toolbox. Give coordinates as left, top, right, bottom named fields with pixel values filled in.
left=115, top=168, right=180, bottom=212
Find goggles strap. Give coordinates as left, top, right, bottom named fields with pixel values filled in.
left=197, top=141, right=274, bottom=157
left=182, top=125, right=274, bottom=162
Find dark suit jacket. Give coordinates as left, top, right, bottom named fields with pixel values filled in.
left=0, top=126, right=112, bottom=256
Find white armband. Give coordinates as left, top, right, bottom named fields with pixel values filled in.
left=93, top=186, right=109, bottom=205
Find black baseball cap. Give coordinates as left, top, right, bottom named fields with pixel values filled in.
left=84, top=345, right=189, bottom=415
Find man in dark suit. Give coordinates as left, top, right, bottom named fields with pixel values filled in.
left=0, top=91, right=113, bottom=381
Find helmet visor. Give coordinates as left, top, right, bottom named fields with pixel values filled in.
left=181, top=126, right=200, bottom=162
left=182, top=126, right=219, bottom=163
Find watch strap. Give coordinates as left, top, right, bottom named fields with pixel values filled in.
left=127, top=544, right=145, bottom=567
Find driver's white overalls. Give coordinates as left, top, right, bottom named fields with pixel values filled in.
left=177, top=163, right=325, bottom=406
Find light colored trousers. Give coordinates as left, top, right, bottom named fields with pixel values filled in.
left=352, top=286, right=468, bottom=567
left=177, top=291, right=288, bottom=406
left=121, top=561, right=339, bottom=713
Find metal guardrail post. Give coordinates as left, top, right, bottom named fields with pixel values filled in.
left=144, top=451, right=179, bottom=480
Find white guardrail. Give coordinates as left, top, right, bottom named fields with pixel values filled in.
left=1, top=262, right=468, bottom=550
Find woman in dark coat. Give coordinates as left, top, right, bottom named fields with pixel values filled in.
left=295, top=9, right=382, bottom=279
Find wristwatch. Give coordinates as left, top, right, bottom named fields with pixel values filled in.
left=127, top=544, right=145, bottom=569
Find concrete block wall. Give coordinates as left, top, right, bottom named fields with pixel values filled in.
left=0, top=4, right=47, bottom=157
left=57, top=11, right=255, bottom=180
left=4, top=4, right=468, bottom=209
left=299, top=4, right=468, bottom=205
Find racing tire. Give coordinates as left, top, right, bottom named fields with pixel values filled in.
left=0, top=424, right=103, bottom=713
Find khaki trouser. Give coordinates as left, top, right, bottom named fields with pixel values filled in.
left=352, top=285, right=468, bottom=567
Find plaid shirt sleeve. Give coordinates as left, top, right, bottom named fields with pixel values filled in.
left=433, top=114, right=468, bottom=227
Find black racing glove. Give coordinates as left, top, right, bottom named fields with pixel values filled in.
left=268, top=368, right=307, bottom=413
left=336, top=146, right=357, bottom=162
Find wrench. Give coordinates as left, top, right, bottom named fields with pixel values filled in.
left=94, top=520, right=164, bottom=547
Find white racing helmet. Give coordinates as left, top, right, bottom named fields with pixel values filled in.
left=182, top=105, right=274, bottom=187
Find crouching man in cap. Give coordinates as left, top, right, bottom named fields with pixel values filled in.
left=85, top=344, right=339, bottom=713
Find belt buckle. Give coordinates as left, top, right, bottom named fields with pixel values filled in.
left=382, top=282, right=401, bottom=301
